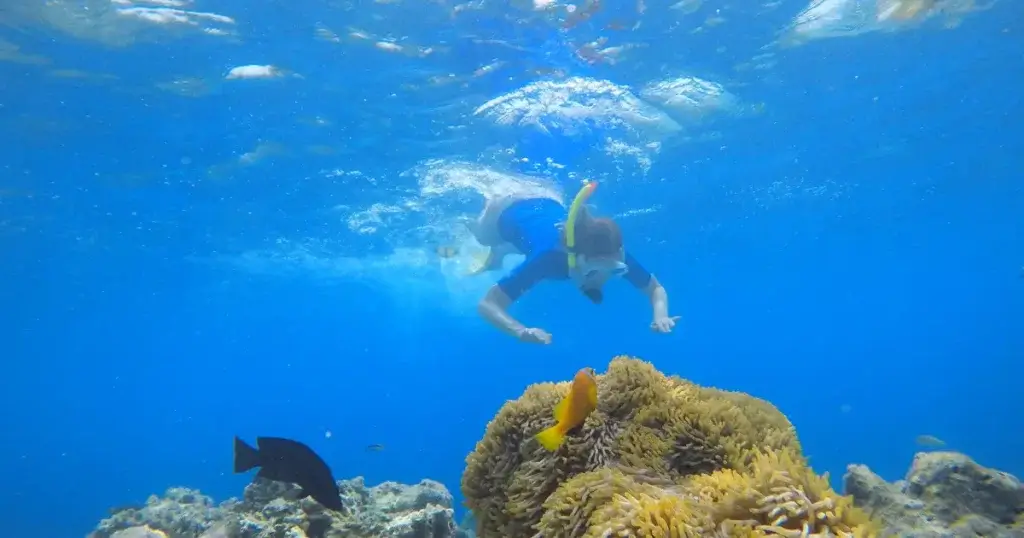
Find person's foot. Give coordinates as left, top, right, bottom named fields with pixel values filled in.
left=467, top=250, right=488, bottom=275
left=467, top=242, right=520, bottom=275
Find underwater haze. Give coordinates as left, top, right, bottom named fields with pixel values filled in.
left=1, top=0, right=1021, bottom=536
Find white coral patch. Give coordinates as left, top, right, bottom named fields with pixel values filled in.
left=225, top=65, right=281, bottom=80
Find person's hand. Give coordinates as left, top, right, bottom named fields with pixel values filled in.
left=517, top=327, right=552, bottom=344
left=650, top=315, right=680, bottom=334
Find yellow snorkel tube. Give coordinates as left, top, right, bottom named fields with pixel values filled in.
left=566, top=181, right=598, bottom=270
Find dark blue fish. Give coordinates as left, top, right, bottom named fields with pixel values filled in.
left=233, top=436, right=344, bottom=511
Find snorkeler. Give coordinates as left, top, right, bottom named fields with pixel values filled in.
left=468, top=182, right=678, bottom=344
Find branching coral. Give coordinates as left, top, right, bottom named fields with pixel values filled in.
left=462, top=382, right=566, bottom=536
left=461, top=356, right=877, bottom=538
left=689, top=450, right=878, bottom=537
left=562, top=411, right=622, bottom=474
left=589, top=486, right=701, bottom=538
left=536, top=468, right=648, bottom=538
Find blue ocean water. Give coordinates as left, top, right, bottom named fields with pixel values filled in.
left=1, top=1, right=1021, bottom=536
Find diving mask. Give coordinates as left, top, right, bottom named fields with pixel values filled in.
left=577, top=253, right=628, bottom=281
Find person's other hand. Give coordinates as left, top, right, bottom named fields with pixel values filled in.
left=650, top=315, right=680, bottom=333
left=517, top=327, right=553, bottom=344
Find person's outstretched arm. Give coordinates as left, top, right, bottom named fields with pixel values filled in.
left=644, top=274, right=668, bottom=314
left=624, top=253, right=679, bottom=333
left=477, top=254, right=555, bottom=344
left=478, top=286, right=526, bottom=337
left=478, top=286, right=552, bottom=344
left=644, top=275, right=679, bottom=332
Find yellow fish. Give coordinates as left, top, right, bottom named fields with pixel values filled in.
left=535, top=368, right=598, bottom=451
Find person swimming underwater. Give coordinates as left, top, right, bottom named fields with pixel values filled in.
left=467, top=181, right=679, bottom=344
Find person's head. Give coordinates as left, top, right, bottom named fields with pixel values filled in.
left=574, top=214, right=628, bottom=282
left=576, top=216, right=622, bottom=256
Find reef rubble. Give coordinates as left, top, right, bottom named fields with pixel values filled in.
left=89, top=476, right=459, bottom=538
left=845, top=451, right=1024, bottom=538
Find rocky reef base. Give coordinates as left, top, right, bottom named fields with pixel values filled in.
left=89, top=477, right=462, bottom=538
left=89, top=450, right=1023, bottom=538
left=845, top=451, right=1024, bottom=537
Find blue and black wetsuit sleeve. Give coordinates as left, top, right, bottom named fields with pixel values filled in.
left=624, top=251, right=653, bottom=289
left=497, top=251, right=561, bottom=302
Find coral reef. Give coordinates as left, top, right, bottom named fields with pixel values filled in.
left=91, top=357, right=1024, bottom=538
left=90, top=477, right=456, bottom=538
left=461, top=355, right=878, bottom=538
left=844, top=451, right=1024, bottom=537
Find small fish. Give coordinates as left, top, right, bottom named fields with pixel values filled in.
left=233, top=436, right=344, bottom=511
left=436, top=246, right=459, bottom=258
left=535, top=368, right=599, bottom=451
left=916, top=434, right=946, bottom=448
left=366, top=443, right=385, bottom=452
